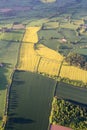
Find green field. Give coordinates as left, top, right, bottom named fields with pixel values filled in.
left=0, top=29, right=24, bottom=126
left=56, top=82, right=87, bottom=105
left=6, top=71, right=55, bottom=130
left=0, top=30, right=24, bottom=42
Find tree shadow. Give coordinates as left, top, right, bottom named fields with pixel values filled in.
left=8, top=117, right=35, bottom=124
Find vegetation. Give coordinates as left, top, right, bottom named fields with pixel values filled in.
left=0, top=41, right=22, bottom=128
left=6, top=71, right=55, bottom=130
left=18, top=27, right=63, bottom=76
left=56, top=81, right=87, bottom=105
left=65, top=53, right=87, bottom=70
left=50, top=97, right=87, bottom=130
left=60, top=61, right=87, bottom=83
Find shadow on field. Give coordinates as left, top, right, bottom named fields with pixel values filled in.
left=0, top=63, right=11, bottom=90
left=13, top=80, right=25, bottom=86
left=8, top=117, right=35, bottom=124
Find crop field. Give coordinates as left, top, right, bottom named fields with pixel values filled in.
left=6, top=71, right=55, bottom=130
left=18, top=27, right=41, bottom=72
left=18, top=43, right=40, bottom=72
left=23, top=27, right=41, bottom=43
left=18, top=27, right=63, bottom=77
left=56, top=82, right=87, bottom=105
left=36, top=44, right=63, bottom=62
left=38, top=58, right=61, bottom=76
left=60, top=64, right=87, bottom=83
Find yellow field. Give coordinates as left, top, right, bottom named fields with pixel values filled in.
left=60, top=64, right=87, bottom=83
left=23, top=27, right=41, bottom=43
left=18, top=43, right=40, bottom=72
left=36, top=44, right=63, bottom=62
left=18, top=26, right=63, bottom=75
left=38, top=58, right=61, bottom=76
left=18, top=26, right=87, bottom=83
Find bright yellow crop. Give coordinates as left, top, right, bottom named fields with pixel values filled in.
left=18, top=26, right=87, bottom=83
left=18, top=43, right=40, bottom=72
left=36, top=44, right=63, bottom=62
left=23, top=27, right=41, bottom=43
left=18, top=27, right=63, bottom=76
left=60, top=64, right=87, bottom=83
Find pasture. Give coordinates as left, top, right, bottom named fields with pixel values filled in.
left=0, top=30, right=24, bottom=42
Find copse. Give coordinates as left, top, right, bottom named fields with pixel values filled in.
left=65, top=53, right=86, bottom=68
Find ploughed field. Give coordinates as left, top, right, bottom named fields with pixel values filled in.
left=6, top=71, right=55, bottom=130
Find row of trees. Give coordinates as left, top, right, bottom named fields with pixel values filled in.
left=61, top=77, right=87, bottom=88
left=49, top=97, right=87, bottom=130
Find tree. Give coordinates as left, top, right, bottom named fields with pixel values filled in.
left=65, top=53, right=86, bottom=68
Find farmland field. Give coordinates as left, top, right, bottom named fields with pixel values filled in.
left=60, top=63, right=87, bottom=83
left=6, top=71, right=55, bottom=130
left=56, top=82, right=87, bottom=105
left=18, top=26, right=63, bottom=77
